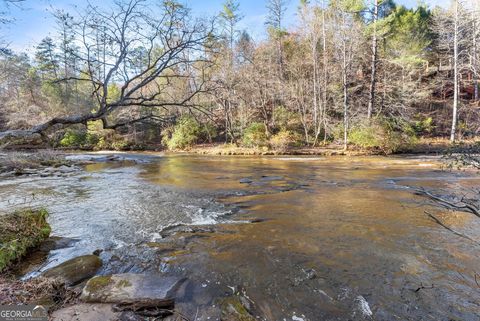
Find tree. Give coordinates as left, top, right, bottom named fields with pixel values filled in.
left=379, top=5, right=432, bottom=121
left=217, top=0, right=243, bottom=142
left=298, top=0, right=326, bottom=145
left=35, top=37, right=59, bottom=79
left=367, top=0, right=379, bottom=119
left=330, top=0, right=365, bottom=150
left=433, top=0, right=473, bottom=142
left=452, top=0, right=460, bottom=142
left=266, top=0, right=289, bottom=77
left=0, top=0, right=214, bottom=145
left=220, top=0, right=242, bottom=55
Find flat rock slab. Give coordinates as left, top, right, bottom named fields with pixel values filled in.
left=81, top=273, right=185, bottom=305
left=51, top=304, right=118, bottom=321
left=42, top=255, right=102, bottom=286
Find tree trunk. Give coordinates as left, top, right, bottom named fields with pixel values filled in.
left=473, top=20, right=479, bottom=101
left=322, top=6, right=328, bottom=144
left=343, top=39, right=348, bottom=151
left=312, top=40, right=319, bottom=146
left=367, top=0, right=378, bottom=119
left=451, top=0, right=459, bottom=143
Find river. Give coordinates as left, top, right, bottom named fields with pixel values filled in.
left=0, top=154, right=479, bottom=320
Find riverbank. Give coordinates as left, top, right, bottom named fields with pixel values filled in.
left=185, top=138, right=478, bottom=156
left=2, top=137, right=476, bottom=158
left=0, top=138, right=470, bottom=178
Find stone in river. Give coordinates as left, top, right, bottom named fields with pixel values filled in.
left=42, top=255, right=102, bottom=286
left=80, top=273, right=185, bottom=306
left=353, top=295, right=373, bottom=320
left=239, top=178, right=253, bottom=184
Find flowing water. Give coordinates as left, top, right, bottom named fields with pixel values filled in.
left=1, top=154, right=479, bottom=320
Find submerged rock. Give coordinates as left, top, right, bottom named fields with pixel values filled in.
left=81, top=273, right=185, bottom=306
left=42, top=255, right=102, bottom=286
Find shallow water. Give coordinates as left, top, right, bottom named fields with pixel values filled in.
left=1, top=154, right=479, bottom=320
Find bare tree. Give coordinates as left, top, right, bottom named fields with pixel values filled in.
left=433, top=0, right=474, bottom=142
left=331, top=0, right=364, bottom=150
left=216, top=0, right=243, bottom=142
left=452, top=0, right=460, bottom=142
left=367, top=0, right=379, bottom=119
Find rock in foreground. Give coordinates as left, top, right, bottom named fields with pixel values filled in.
left=81, top=273, right=185, bottom=306
left=51, top=303, right=119, bottom=321
left=42, top=255, right=102, bottom=286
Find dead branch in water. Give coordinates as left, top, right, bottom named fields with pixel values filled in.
left=412, top=283, right=434, bottom=293
left=415, top=188, right=480, bottom=219
left=424, top=211, right=480, bottom=245
left=414, top=188, right=480, bottom=245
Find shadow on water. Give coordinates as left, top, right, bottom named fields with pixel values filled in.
left=1, top=154, right=480, bottom=320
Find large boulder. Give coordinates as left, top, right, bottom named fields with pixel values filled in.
left=42, top=255, right=102, bottom=286
left=80, top=273, right=185, bottom=307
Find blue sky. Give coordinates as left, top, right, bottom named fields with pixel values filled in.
left=1, top=0, right=450, bottom=53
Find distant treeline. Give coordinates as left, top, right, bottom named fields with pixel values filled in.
left=0, top=0, right=478, bottom=152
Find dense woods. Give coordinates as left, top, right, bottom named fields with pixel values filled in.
left=1, top=0, right=479, bottom=153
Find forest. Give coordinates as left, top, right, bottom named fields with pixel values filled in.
left=0, top=0, right=478, bottom=154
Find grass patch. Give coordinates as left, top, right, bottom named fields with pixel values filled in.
left=0, top=276, right=77, bottom=309
left=0, top=209, right=51, bottom=272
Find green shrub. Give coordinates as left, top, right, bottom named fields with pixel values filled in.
left=111, top=140, right=131, bottom=151
left=270, top=130, right=302, bottom=152
left=201, top=123, right=218, bottom=143
left=242, top=123, right=268, bottom=148
left=349, top=124, right=383, bottom=149
left=412, top=116, right=434, bottom=135
left=349, top=118, right=417, bottom=154
left=274, top=106, right=300, bottom=131
left=163, top=116, right=202, bottom=150
left=60, top=129, right=99, bottom=148
left=60, top=130, right=86, bottom=147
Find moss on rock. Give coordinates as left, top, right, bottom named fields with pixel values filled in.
left=83, top=275, right=113, bottom=293
left=219, top=296, right=256, bottom=321
left=0, top=209, right=51, bottom=272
